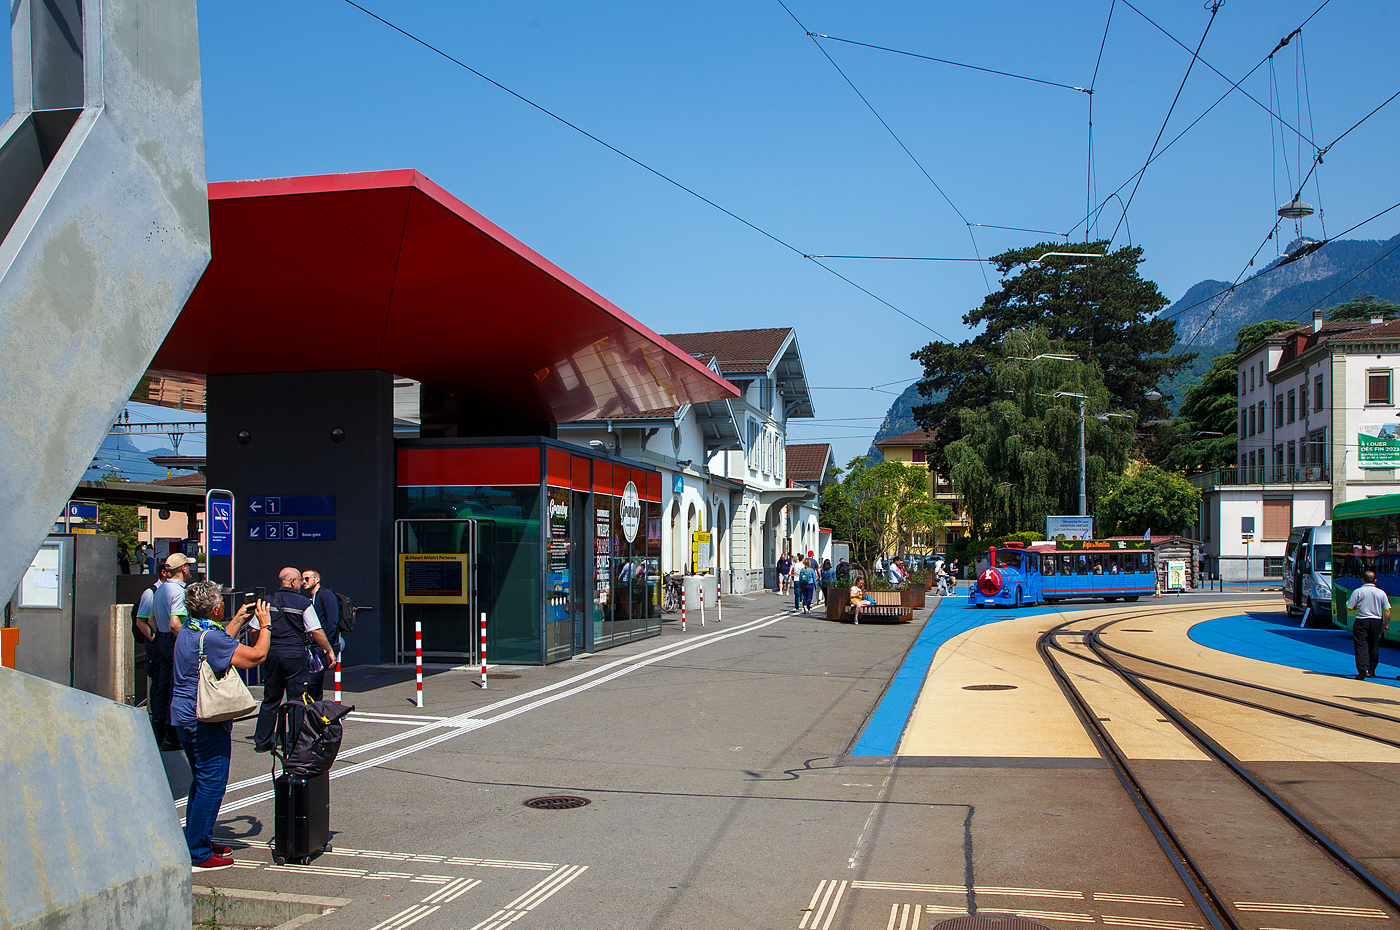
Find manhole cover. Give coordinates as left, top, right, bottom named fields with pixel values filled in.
left=933, top=917, right=1051, bottom=930
left=522, top=796, right=591, bottom=810
left=489, top=673, right=521, bottom=679
left=962, top=684, right=1018, bottom=691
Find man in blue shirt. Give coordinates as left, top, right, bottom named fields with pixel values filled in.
left=150, top=553, right=193, bottom=751
left=1347, top=569, right=1391, bottom=680
left=301, top=568, right=341, bottom=698
left=250, top=567, right=337, bottom=752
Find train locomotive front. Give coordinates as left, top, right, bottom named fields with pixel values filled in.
left=969, top=542, right=1043, bottom=608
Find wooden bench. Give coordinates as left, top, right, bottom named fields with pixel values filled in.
left=838, top=589, right=914, bottom=624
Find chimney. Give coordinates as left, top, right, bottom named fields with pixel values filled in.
left=1313, top=308, right=1324, bottom=333
left=1372, top=314, right=1386, bottom=325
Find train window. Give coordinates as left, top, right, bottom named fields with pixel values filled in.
left=996, top=550, right=1022, bottom=569
left=1060, top=555, right=1072, bottom=576
left=1076, top=554, right=1089, bottom=575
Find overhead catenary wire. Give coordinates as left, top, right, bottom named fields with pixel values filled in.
left=1107, top=1, right=1222, bottom=247
left=774, top=0, right=993, bottom=292
left=339, top=0, right=954, bottom=341
left=806, top=32, right=1089, bottom=94
left=1065, top=0, right=1334, bottom=241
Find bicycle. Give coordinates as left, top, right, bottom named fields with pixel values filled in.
left=661, top=574, right=683, bottom=613
left=934, top=575, right=955, bottom=597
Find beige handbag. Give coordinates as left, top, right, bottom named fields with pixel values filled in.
left=195, top=631, right=257, bottom=723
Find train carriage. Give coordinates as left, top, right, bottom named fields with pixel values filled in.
left=969, top=539, right=1156, bottom=608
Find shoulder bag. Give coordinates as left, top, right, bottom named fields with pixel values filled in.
left=196, top=631, right=257, bottom=723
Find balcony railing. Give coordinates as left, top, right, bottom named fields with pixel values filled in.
left=1188, top=464, right=1330, bottom=491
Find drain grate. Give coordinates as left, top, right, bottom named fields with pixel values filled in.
left=962, top=684, right=1017, bottom=691
left=523, top=795, right=591, bottom=810
left=933, top=917, right=1051, bottom=930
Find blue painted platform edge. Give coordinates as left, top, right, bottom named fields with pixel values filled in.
left=850, top=599, right=1063, bottom=756
left=1188, top=613, right=1400, bottom=687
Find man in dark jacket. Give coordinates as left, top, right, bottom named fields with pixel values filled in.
left=300, top=568, right=341, bottom=699
left=251, top=567, right=337, bottom=752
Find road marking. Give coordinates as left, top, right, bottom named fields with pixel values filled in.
left=800, top=879, right=848, bottom=930
left=1102, top=917, right=1203, bottom=929
left=851, top=880, right=1084, bottom=899
left=326, top=847, right=557, bottom=870
left=193, top=612, right=790, bottom=814
left=365, top=903, right=440, bottom=930
left=466, top=865, right=589, bottom=930
left=421, top=876, right=482, bottom=904
left=1095, top=893, right=1185, bottom=906
left=886, top=902, right=921, bottom=930
left=1236, top=902, right=1390, bottom=918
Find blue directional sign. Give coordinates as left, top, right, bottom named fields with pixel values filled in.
left=208, top=498, right=233, bottom=556
left=247, top=496, right=335, bottom=517
left=246, top=520, right=335, bottom=541
left=68, top=502, right=98, bottom=521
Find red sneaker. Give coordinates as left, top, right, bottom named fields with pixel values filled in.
left=211, top=843, right=233, bottom=857
left=192, top=854, right=234, bottom=872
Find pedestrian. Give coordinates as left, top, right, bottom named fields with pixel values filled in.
left=798, top=558, right=817, bottom=612
left=251, top=567, right=337, bottom=752
left=818, top=559, right=833, bottom=606
left=1347, top=569, right=1391, bottom=680
left=791, top=558, right=803, bottom=611
left=301, top=568, right=342, bottom=698
left=887, top=558, right=906, bottom=587
left=150, top=553, right=193, bottom=752
left=137, top=541, right=154, bottom=575
left=776, top=552, right=791, bottom=596
left=170, top=580, right=271, bottom=872
left=134, top=562, right=170, bottom=736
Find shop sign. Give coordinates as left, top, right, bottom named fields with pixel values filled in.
left=1359, top=424, right=1400, bottom=468
left=1056, top=539, right=1150, bottom=550
left=620, top=481, right=641, bottom=542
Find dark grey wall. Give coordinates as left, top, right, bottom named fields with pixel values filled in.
left=207, top=370, right=395, bottom=667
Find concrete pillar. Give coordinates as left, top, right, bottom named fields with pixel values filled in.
left=207, top=371, right=396, bottom=666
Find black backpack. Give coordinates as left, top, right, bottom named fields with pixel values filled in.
left=276, top=698, right=353, bottom=777
left=332, top=590, right=356, bottom=635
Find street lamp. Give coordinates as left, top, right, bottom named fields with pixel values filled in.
left=1009, top=354, right=1079, bottom=362
left=1097, top=413, right=1134, bottom=424
left=1049, top=391, right=1090, bottom=517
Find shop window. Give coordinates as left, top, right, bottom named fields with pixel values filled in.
left=1368, top=369, right=1392, bottom=405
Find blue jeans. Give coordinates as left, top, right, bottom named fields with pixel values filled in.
left=180, top=722, right=232, bottom=862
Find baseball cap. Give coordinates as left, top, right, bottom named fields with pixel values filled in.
left=165, top=552, right=192, bottom=571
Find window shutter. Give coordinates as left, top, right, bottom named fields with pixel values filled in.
left=1262, top=498, right=1292, bottom=541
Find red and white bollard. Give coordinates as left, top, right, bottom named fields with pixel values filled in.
left=681, top=586, right=687, bottom=633
left=333, top=658, right=341, bottom=704
left=480, top=611, right=488, bottom=690
left=700, top=580, right=706, bottom=626
left=717, top=575, right=722, bottom=623
left=415, top=620, right=424, bottom=708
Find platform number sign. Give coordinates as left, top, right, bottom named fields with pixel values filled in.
left=1241, top=516, right=1255, bottom=543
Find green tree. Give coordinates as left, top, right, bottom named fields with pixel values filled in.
left=1326, top=291, right=1400, bottom=322
left=942, top=328, right=1132, bottom=538
left=911, top=240, right=1189, bottom=471
left=1099, top=464, right=1202, bottom=536
left=819, top=456, right=951, bottom=575
left=95, top=471, right=139, bottom=561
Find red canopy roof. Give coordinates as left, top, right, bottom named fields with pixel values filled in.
left=152, top=170, right=736, bottom=423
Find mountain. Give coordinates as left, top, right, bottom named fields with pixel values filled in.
left=866, top=382, right=937, bottom=461
left=1166, top=233, right=1400, bottom=348
left=84, top=434, right=186, bottom=482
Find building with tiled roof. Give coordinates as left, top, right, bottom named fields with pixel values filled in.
left=557, top=328, right=819, bottom=593
left=873, top=428, right=968, bottom=557
left=785, top=443, right=835, bottom=488
left=1194, top=307, right=1400, bottom=581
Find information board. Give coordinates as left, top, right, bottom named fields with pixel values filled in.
left=247, top=495, right=335, bottom=517
left=208, top=498, right=233, bottom=556
left=692, top=531, right=712, bottom=573
left=20, top=543, right=63, bottom=608
left=247, top=520, right=335, bottom=541
left=399, top=553, right=470, bottom=604
left=1166, top=559, right=1187, bottom=590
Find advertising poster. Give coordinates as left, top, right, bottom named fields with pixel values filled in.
left=1046, top=515, right=1095, bottom=540
left=1166, top=559, right=1187, bottom=590
left=1359, top=424, right=1400, bottom=468
left=546, top=488, right=571, bottom=622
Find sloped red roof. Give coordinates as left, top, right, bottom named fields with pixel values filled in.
left=786, top=443, right=832, bottom=482
left=875, top=429, right=937, bottom=447
left=663, top=329, right=793, bottom=373
left=149, top=473, right=205, bottom=488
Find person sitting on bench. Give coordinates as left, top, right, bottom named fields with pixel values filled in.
left=850, top=578, right=875, bottom=623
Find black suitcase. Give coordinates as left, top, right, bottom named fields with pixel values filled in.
left=273, top=770, right=330, bottom=864
left=271, top=703, right=331, bottom=864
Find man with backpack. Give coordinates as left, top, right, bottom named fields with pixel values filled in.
left=251, top=567, right=336, bottom=753
left=301, top=568, right=350, bottom=697
left=797, top=557, right=817, bottom=613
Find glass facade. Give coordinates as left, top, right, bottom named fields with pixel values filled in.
left=397, top=441, right=661, bottom=665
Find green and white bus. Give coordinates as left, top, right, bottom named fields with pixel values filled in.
left=1331, top=493, right=1400, bottom=639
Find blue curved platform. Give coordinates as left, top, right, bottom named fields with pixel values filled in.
left=1188, top=613, right=1400, bottom=687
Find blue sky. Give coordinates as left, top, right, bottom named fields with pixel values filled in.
left=41, top=2, right=1400, bottom=466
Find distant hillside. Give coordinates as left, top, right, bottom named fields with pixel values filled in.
left=867, top=382, right=936, bottom=460
left=1166, top=233, right=1400, bottom=348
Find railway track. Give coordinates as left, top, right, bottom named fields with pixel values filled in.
left=1038, top=604, right=1400, bottom=930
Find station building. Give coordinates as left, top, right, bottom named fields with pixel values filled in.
left=1193, top=309, right=1400, bottom=579
left=139, top=169, right=740, bottom=666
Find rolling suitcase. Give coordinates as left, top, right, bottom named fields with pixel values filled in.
left=271, top=703, right=331, bottom=864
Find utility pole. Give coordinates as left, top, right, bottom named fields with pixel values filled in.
left=1079, top=398, right=1087, bottom=517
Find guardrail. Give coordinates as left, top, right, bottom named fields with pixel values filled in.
left=1189, top=464, right=1330, bottom=491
